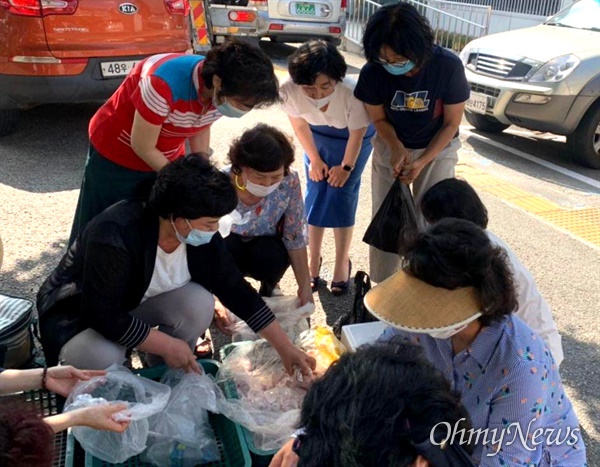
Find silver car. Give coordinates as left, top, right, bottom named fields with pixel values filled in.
left=207, top=0, right=346, bottom=46
left=460, top=0, right=600, bottom=169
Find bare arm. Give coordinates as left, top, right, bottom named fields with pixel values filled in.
left=398, top=102, right=465, bottom=184
left=188, top=126, right=211, bottom=155
left=259, top=321, right=316, bottom=375
left=0, top=368, right=43, bottom=394
left=365, top=103, right=409, bottom=176
left=45, top=404, right=130, bottom=434
left=288, top=115, right=328, bottom=182
left=287, top=247, right=313, bottom=306
left=130, top=110, right=170, bottom=171
left=328, top=126, right=368, bottom=188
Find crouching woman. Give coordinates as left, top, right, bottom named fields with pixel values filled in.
left=37, top=154, right=315, bottom=376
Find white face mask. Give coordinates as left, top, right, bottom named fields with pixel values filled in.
left=304, top=94, right=332, bottom=109
left=425, top=313, right=482, bottom=340
left=245, top=177, right=281, bottom=198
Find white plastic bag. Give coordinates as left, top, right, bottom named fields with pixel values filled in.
left=142, top=370, right=220, bottom=466
left=64, top=364, right=171, bottom=464
left=228, top=296, right=314, bottom=342
left=218, top=209, right=251, bottom=237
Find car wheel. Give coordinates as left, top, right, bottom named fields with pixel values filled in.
left=0, top=109, right=19, bottom=137
left=567, top=101, right=600, bottom=170
left=464, top=110, right=510, bottom=133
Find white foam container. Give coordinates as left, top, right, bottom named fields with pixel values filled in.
left=341, top=321, right=389, bottom=352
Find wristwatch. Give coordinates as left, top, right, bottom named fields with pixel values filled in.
left=342, top=163, right=354, bottom=172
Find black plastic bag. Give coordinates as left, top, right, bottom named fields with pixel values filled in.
left=333, top=271, right=377, bottom=339
left=363, top=179, right=419, bottom=255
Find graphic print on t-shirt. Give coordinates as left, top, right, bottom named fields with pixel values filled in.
left=391, top=90, right=430, bottom=112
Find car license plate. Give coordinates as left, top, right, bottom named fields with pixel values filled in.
left=295, top=2, right=315, bottom=15
left=466, top=92, right=488, bottom=114
left=100, top=60, right=138, bottom=78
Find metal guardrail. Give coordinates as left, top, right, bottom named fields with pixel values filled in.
left=452, top=0, right=569, bottom=17
left=345, top=0, right=491, bottom=52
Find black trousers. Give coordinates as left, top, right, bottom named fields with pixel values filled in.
left=223, top=234, right=290, bottom=296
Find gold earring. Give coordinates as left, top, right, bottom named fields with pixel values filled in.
left=234, top=174, right=246, bottom=191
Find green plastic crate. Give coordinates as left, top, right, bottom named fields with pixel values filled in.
left=219, top=343, right=282, bottom=467
left=66, top=359, right=251, bottom=467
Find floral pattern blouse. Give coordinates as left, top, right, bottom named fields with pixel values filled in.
left=379, top=314, right=587, bottom=466
left=223, top=166, right=307, bottom=251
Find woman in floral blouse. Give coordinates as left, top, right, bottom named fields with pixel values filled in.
left=222, top=124, right=313, bottom=306
left=367, top=219, right=587, bottom=466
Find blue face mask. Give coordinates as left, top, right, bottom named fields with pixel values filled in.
left=382, top=60, right=416, bottom=76
left=171, top=219, right=216, bottom=247
left=214, top=88, right=249, bottom=119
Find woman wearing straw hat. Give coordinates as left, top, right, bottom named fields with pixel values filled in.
left=365, top=219, right=586, bottom=466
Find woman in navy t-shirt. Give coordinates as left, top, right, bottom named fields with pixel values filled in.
left=354, top=2, right=470, bottom=283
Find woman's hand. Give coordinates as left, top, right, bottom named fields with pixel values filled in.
left=327, top=166, right=351, bottom=188
left=73, top=403, right=131, bottom=432
left=214, top=298, right=234, bottom=336
left=297, top=282, right=314, bottom=306
left=308, top=158, right=329, bottom=182
left=46, top=366, right=107, bottom=397
left=161, top=337, right=201, bottom=374
left=269, top=439, right=299, bottom=467
left=398, top=157, right=426, bottom=185
left=278, top=343, right=316, bottom=376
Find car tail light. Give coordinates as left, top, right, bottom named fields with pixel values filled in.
left=269, top=23, right=283, bottom=30
left=228, top=10, right=256, bottom=22
left=9, top=55, right=87, bottom=64
left=164, top=0, right=190, bottom=15
left=248, top=0, right=267, bottom=6
left=0, top=0, right=78, bottom=16
left=340, top=0, right=346, bottom=10
left=329, top=26, right=341, bottom=34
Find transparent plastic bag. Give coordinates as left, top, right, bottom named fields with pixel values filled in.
left=64, top=364, right=171, bottom=464
left=218, top=209, right=251, bottom=238
left=215, top=340, right=306, bottom=451
left=142, top=370, right=220, bottom=466
left=296, top=326, right=346, bottom=376
left=228, top=296, right=314, bottom=342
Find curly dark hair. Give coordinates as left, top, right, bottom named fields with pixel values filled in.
left=421, top=178, right=489, bottom=229
left=200, top=39, right=279, bottom=108
left=297, top=342, right=473, bottom=467
left=404, top=218, right=517, bottom=326
left=228, top=124, right=295, bottom=175
left=0, top=404, right=55, bottom=467
left=362, top=2, right=435, bottom=68
left=288, top=40, right=347, bottom=85
left=149, top=153, right=237, bottom=220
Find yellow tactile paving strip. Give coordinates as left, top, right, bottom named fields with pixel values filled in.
left=456, top=164, right=600, bottom=247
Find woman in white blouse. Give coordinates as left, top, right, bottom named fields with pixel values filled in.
left=281, top=40, right=374, bottom=296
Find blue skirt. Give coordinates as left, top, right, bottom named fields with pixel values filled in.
left=304, top=124, right=374, bottom=228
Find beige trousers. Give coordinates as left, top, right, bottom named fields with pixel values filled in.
left=369, top=135, right=461, bottom=283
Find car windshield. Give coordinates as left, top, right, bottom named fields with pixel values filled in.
left=545, top=0, right=600, bottom=31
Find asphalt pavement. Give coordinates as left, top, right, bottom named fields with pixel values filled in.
left=0, top=41, right=598, bottom=463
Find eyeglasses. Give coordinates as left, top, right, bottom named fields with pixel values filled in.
left=375, top=57, right=410, bottom=67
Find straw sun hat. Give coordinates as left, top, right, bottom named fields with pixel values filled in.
left=364, top=270, right=482, bottom=333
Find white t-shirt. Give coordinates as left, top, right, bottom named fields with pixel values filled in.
left=142, top=242, right=192, bottom=302
left=280, top=77, right=372, bottom=130
left=487, top=231, right=564, bottom=367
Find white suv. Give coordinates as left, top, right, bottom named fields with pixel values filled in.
left=460, top=0, right=600, bottom=169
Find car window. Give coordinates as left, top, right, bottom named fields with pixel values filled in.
left=545, top=0, right=600, bottom=31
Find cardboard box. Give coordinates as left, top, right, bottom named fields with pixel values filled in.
left=341, top=321, right=389, bottom=352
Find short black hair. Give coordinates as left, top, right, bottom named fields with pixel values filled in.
left=362, top=2, right=434, bottom=68
left=149, top=154, right=237, bottom=220
left=201, top=39, right=279, bottom=107
left=421, top=178, right=489, bottom=229
left=405, top=218, right=518, bottom=326
left=228, top=124, right=295, bottom=175
left=288, top=40, right=347, bottom=85
left=297, top=342, right=473, bottom=467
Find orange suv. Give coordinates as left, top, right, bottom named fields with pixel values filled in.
left=0, top=0, right=192, bottom=136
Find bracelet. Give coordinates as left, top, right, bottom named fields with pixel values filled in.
left=41, top=366, right=48, bottom=391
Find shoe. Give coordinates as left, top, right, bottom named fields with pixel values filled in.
left=331, top=259, right=352, bottom=296
left=194, top=335, right=213, bottom=358
left=311, top=256, right=325, bottom=292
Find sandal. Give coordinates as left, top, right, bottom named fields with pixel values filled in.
left=331, top=259, right=352, bottom=297
left=194, top=335, right=213, bottom=358
left=311, top=256, right=325, bottom=292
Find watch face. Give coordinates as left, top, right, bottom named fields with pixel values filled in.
left=343, top=164, right=353, bottom=172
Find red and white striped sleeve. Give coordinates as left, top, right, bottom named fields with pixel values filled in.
left=131, top=75, right=173, bottom=125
